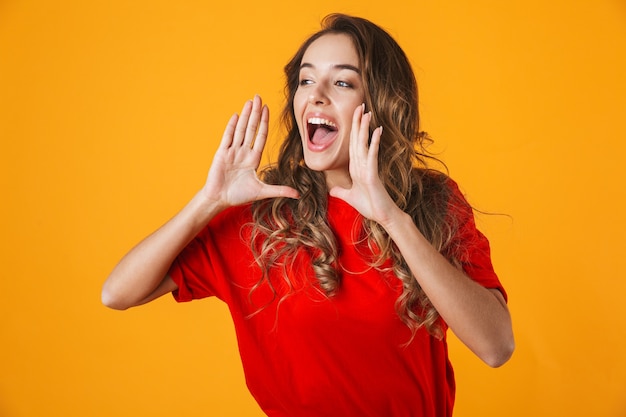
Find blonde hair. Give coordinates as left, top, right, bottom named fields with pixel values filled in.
left=250, top=14, right=465, bottom=339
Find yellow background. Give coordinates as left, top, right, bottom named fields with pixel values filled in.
left=1, top=1, right=625, bottom=416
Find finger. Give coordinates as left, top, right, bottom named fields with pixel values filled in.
left=243, top=95, right=263, bottom=148
left=257, top=184, right=300, bottom=200
left=358, top=111, right=372, bottom=150
left=251, top=105, right=269, bottom=153
left=368, top=126, right=382, bottom=172
left=350, top=103, right=365, bottom=159
left=219, top=113, right=240, bottom=150
left=328, top=185, right=349, bottom=201
left=233, top=99, right=253, bottom=147
left=352, top=109, right=371, bottom=170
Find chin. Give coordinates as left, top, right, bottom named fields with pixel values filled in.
left=302, top=159, right=326, bottom=173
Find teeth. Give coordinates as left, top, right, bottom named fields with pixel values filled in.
left=307, top=117, right=336, bottom=128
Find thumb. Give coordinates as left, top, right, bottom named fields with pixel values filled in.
left=328, top=185, right=349, bottom=202
left=257, top=184, right=300, bottom=201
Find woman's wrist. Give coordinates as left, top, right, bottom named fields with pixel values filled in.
left=185, top=189, right=228, bottom=231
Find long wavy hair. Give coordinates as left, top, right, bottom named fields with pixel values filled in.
left=249, top=14, right=464, bottom=338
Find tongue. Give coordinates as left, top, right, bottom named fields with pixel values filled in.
left=311, top=126, right=335, bottom=145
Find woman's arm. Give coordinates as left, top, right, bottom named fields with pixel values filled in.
left=102, top=96, right=299, bottom=310
left=380, top=210, right=514, bottom=367
left=330, top=105, right=514, bottom=367
left=101, top=192, right=224, bottom=310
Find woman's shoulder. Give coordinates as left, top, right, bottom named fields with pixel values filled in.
left=213, top=202, right=253, bottom=220
left=413, top=168, right=467, bottom=204
left=412, top=168, right=450, bottom=204
left=413, top=167, right=457, bottom=189
left=408, top=169, right=475, bottom=235
left=204, top=203, right=255, bottom=238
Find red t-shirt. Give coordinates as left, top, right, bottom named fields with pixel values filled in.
left=168, top=183, right=505, bottom=417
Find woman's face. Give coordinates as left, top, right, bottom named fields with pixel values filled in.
left=293, top=33, right=366, bottom=189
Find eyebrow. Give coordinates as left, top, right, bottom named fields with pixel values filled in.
left=299, top=62, right=361, bottom=74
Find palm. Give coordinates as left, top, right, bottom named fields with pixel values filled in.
left=203, top=96, right=298, bottom=207
left=207, top=142, right=266, bottom=206
left=330, top=105, right=398, bottom=226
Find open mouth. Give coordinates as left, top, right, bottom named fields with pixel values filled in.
left=307, top=117, right=338, bottom=145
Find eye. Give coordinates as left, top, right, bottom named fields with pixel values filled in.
left=335, top=80, right=352, bottom=88
left=299, top=78, right=313, bottom=86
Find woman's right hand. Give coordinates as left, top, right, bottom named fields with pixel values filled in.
left=102, top=95, right=298, bottom=310
left=201, top=95, right=299, bottom=210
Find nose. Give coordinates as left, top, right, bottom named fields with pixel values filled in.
left=308, top=85, right=328, bottom=105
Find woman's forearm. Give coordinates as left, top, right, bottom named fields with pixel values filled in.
left=382, top=208, right=515, bottom=367
left=101, top=191, right=225, bottom=310
left=101, top=96, right=299, bottom=311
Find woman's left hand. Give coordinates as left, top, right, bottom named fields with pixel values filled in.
left=331, top=106, right=515, bottom=368
left=329, top=104, right=401, bottom=228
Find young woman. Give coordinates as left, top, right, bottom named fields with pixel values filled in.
left=102, top=14, right=514, bottom=417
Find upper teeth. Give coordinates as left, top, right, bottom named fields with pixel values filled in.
left=308, top=117, right=336, bottom=128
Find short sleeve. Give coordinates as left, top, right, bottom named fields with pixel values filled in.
left=167, top=204, right=253, bottom=303
left=446, top=180, right=507, bottom=301
left=168, top=225, right=218, bottom=302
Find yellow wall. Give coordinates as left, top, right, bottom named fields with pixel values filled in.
left=1, top=1, right=625, bottom=416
